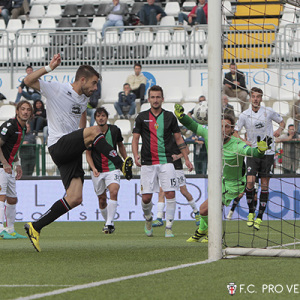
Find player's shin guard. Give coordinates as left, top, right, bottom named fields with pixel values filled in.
left=231, top=197, right=240, bottom=212
left=93, top=134, right=123, bottom=169
left=5, top=203, right=16, bottom=233
left=246, top=187, right=255, bottom=213
left=100, top=207, right=107, bottom=222
left=0, top=201, right=5, bottom=231
left=142, top=201, right=153, bottom=220
left=106, top=199, right=117, bottom=226
left=199, top=215, right=208, bottom=231
left=257, top=190, right=269, bottom=219
left=156, top=202, right=165, bottom=219
left=188, top=198, right=198, bottom=213
left=33, top=197, right=71, bottom=232
left=165, top=198, right=176, bottom=228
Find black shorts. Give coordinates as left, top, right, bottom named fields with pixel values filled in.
left=48, top=129, right=86, bottom=190
left=246, top=155, right=274, bottom=178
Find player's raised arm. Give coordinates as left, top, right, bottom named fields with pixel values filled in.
left=174, top=103, right=208, bottom=141
left=24, top=53, right=62, bottom=92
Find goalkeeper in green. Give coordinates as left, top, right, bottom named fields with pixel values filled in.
left=174, top=104, right=271, bottom=242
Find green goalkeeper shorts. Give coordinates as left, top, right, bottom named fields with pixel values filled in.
left=222, top=177, right=246, bottom=206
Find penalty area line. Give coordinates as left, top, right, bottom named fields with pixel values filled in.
left=14, top=259, right=215, bottom=300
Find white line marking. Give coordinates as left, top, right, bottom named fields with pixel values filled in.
left=14, top=259, right=215, bottom=300
left=0, top=285, right=71, bottom=288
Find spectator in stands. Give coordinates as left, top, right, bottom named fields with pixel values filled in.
left=137, top=0, right=166, bottom=26
left=187, top=95, right=206, bottom=118
left=19, top=123, right=36, bottom=176
left=29, top=99, right=47, bottom=135
left=11, top=0, right=30, bottom=20
left=222, top=94, right=235, bottom=119
left=87, top=80, right=101, bottom=126
left=276, top=124, right=300, bottom=174
left=223, top=62, right=248, bottom=112
left=292, top=93, right=300, bottom=134
left=0, top=0, right=12, bottom=26
left=102, top=0, right=129, bottom=37
left=177, top=0, right=208, bottom=26
left=126, top=63, right=146, bottom=104
left=11, top=66, right=41, bottom=105
left=114, top=83, right=136, bottom=119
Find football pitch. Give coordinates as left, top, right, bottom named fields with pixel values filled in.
left=1, top=221, right=299, bottom=300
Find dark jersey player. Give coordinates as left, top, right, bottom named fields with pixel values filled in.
left=0, top=100, right=33, bottom=239
left=132, top=85, right=193, bottom=238
left=86, top=107, right=128, bottom=234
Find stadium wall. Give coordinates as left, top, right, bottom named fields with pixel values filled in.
left=2, top=68, right=300, bottom=98
left=15, top=178, right=300, bottom=222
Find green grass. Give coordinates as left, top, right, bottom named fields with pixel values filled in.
left=1, top=221, right=300, bottom=300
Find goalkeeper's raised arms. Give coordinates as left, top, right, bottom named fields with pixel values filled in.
left=257, top=136, right=272, bottom=154
left=174, top=103, right=185, bottom=119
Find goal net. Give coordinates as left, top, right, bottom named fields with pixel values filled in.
left=219, top=0, right=300, bottom=257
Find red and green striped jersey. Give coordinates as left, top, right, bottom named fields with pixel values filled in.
left=0, top=118, right=26, bottom=167
left=133, top=109, right=180, bottom=165
left=91, top=125, right=123, bottom=173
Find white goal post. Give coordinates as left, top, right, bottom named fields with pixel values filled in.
left=224, top=248, right=300, bottom=257
left=208, top=0, right=300, bottom=259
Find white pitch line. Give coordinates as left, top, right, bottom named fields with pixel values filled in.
left=1, top=285, right=71, bottom=288
left=14, top=259, right=215, bottom=300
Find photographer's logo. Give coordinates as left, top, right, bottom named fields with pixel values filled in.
left=227, top=283, right=237, bottom=295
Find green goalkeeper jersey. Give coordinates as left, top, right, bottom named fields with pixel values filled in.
left=179, top=115, right=264, bottom=181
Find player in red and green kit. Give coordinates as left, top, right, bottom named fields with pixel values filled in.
left=132, top=85, right=193, bottom=238
left=86, top=107, right=129, bottom=234
left=174, top=104, right=272, bottom=242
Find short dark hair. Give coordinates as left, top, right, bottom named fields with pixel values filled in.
left=94, top=107, right=108, bottom=119
left=75, top=65, right=100, bottom=82
left=26, top=65, right=33, bottom=71
left=250, top=87, right=263, bottom=96
left=230, top=62, right=236, bottom=67
left=288, top=124, right=295, bottom=129
left=148, top=85, right=164, bottom=98
left=223, top=113, right=235, bottom=126
left=134, top=63, right=142, bottom=69
left=123, top=83, right=130, bottom=88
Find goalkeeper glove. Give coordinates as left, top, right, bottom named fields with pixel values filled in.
left=257, top=136, right=272, bottom=154
left=174, top=103, right=185, bottom=120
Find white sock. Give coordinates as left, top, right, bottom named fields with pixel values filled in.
left=0, top=201, right=5, bottom=231
left=166, top=198, right=176, bottom=228
left=142, top=201, right=153, bottom=220
left=5, top=203, right=16, bottom=233
left=188, top=199, right=198, bottom=213
left=100, top=207, right=107, bottom=222
left=106, top=199, right=117, bottom=226
left=156, top=202, right=165, bottom=219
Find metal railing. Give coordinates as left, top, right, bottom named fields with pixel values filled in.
left=22, top=142, right=204, bottom=177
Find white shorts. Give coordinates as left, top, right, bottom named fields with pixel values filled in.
left=140, top=163, right=178, bottom=194
left=175, top=169, right=186, bottom=187
left=0, top=168, right=17, bottom=198
left=91, top=169, right=120, bottom=196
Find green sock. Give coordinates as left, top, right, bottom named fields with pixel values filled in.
left=199, top=215, right=208, bottom=231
